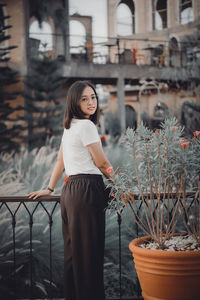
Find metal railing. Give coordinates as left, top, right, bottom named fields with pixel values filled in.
left=28, top=34, right=199, bottom=68
left=0, top=195, right=142, bottom=300
left=0, top=196, right=61, bottom=299
left=0, top=192, right=198, bottom=299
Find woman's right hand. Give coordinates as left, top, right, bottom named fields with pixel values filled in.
left=27, top=189, right=52, bottom=200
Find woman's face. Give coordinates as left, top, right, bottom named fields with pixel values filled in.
left=79, top=85, right=97, bottom=118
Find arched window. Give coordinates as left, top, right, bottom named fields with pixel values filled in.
left=116, top=0, right=135, bottom=36
left=29, top=20, right=53, bottom=52
left=125, top=105, right=137, bottom=129
left=70, top=20, right=86, bottom=53
left=169, top=37, right=181, bottom=67
left=152, top=0, right=167, bottom=30
left=180, top=0, right=194, bottom=24
left=170, top=37, right=179, bottom=51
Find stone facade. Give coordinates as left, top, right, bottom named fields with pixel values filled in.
left=1, top=0, right=200, bottom=138
left=106, top=0, right=200, bottom=128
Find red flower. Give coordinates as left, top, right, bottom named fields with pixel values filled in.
left=155, top=129, right=159, bottom=135
left=100, top=135, right=106, bottom=142
left=172, top=126, right=182, bottom=132
left=106, top=166, right=113, bottom=174
left=64, top=176, right=69, bottom=183
left=193, top=131, right=200, bottom=137
left=180, top=141, right=189, bottom=149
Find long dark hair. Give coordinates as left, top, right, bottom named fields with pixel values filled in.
left=63, top=80, right=100, bottom=129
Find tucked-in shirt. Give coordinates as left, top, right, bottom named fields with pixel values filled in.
left=62, top=119, right=102, bottom=176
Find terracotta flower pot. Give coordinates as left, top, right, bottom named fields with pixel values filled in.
left=129, top=236, right=200, bottom=300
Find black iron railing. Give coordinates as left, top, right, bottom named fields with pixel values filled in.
left=0, top=196, right=61, bottom=299
left=0, top=196, right=143, bottom=300
left=0, top=193, right=198, bottom=299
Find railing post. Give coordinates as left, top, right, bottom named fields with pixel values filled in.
left=49, top=215, right=53, bottom=300
left=4, top=202, right=21, bottom=299
left=117, top=211, right=122, bottom=299
left=29, top=214, right=33, bottom=299
left=117, top=75, right=126, bottom=134
left=12, top=214, right=16, bottom=299
left=39, top=201, right=59, bottom=299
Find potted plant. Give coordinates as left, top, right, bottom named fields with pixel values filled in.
left=108, top=118, right=200, bottom=300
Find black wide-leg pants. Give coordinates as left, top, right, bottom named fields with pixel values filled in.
left=60, top=174, right=107, bottom=300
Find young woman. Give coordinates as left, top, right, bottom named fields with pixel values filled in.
left=28, top=80, right=113, bottom=300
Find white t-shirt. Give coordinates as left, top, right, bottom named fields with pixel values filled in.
left=62, top=119, right=102, bottom=176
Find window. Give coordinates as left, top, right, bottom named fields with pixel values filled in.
left=29, top=20, right=53, bottom=52
left=69, top=20, right=86, bottom=53
left=116, top=0, right=135, bottom=36
left=152, top=0, right=167, bottom=30
left=169, top=37, right=181, bottom=67
left=180, top=0, right=194, bottom=24
left=125, top=105, right=137, bottom=129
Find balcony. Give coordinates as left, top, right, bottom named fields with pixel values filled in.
left=27, top=35, right=200, bottom=84
left=1, top=191, right=197, bottom=300
left=0, top=195, right=143, bottom=300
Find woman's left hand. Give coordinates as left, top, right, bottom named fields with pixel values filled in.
left=27, top=189, right=52, bottom=200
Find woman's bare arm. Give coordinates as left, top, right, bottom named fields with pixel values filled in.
left=87, top=142, right=113, bottom=178
left=28, top=144, right=64, bottom=199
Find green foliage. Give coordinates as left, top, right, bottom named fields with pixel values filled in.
left=0, top=144, right=66, bottom=297
left=0, top=143, right=64, bottom=195
left=0, top=142, right=140, bottom=297
left=0, top=8, right=22, bottom=152
left=29, top=0, right=48, bottom=26
left=0, top=200, right=64, bottom=298
left=108, top=118, right=200, bottom=247
left=24, top=53, right=66, bottom=149
left=55, top=8, right=69, bottom=30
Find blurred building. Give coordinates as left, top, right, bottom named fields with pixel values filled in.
left=1, top=0, right=200, bottom=142
left=106, top=0, right=200, bottom=129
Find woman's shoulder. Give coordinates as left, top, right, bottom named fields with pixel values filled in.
left=78, top=118, right=92, bottom=123
left=77, top=119, right=95, bottom=128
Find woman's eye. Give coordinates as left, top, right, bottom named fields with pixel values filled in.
left=81, top=98, right=87, bottom=102
left=92, top=96, right=96, bottom=100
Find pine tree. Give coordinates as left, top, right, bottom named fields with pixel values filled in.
left=24, top=50, right=66, bottom=149
left=0, top=4, right=22, bottom=152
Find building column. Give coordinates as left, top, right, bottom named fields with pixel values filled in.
left=135, top=0, right=146, bottom=33
left=192, top=0, right=200, bottom=19
left=107, top=0, right=117, bottom=39
left=168, top=0, right=179, bottom=28
left=64, top=0, right=70, bottom=64
left=117, top=76, right=126, bottom=133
